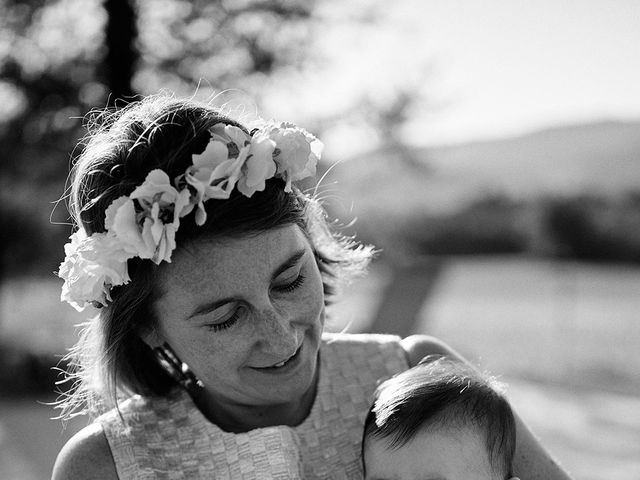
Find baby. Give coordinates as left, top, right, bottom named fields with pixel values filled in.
left=362, top=357, right=520, bottom=480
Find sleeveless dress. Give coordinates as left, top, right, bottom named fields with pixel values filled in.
left=99, top=332, right=409, bottom=479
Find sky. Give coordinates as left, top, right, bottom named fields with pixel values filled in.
left=271, top=0, right=640, bottom=149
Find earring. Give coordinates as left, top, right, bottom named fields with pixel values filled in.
left=153, top=342, right=204, bottom=393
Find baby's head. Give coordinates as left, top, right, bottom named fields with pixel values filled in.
left=362, top=357, right=518, bottom=480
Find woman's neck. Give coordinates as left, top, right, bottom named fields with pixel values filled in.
left=192, top=364, right=320, bottom=433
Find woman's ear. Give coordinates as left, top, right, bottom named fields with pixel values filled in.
left=138, top=325, right=162, bottom=349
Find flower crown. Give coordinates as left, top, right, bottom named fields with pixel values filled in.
left=59, top=120, right=323, bottom=312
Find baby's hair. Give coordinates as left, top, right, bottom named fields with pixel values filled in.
left=363, top=356, right=516, bottom=478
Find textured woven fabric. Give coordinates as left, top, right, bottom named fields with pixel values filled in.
left=100, top=332, right=408, bottom=479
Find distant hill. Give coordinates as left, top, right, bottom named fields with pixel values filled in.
left=423, top=120, right=640, bottom=198
left=335, top=120, right=640, bottom=214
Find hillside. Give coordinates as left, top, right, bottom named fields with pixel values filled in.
left=425, top=120, right=640, bottom=197
left=334, top=120, right=640, bottom=215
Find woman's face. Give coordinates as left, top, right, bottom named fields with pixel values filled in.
left=149, top=224, right=325, bottom=416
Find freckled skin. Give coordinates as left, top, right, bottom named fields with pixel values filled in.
left=363, top=425, right=503, bottom=480
left=149, top=225, right=325, bottom=432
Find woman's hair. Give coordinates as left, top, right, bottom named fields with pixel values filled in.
left=56, top=94, right=374, bottom=420
left=362, top=357, right=516, bottom=479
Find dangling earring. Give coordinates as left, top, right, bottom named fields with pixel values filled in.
left=153, top=342, right=204, bottom=393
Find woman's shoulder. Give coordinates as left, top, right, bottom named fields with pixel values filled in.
left=320, top=332, right=409, bottom=375
left=321, top=331, right=402, bottom=346
left=399, top=333, right=462, bottom=367
left=322, top=332, right=455, bottom=359
left=319, top=332, right=462, bottom=370
left=52, top=422, right=118, bottom=480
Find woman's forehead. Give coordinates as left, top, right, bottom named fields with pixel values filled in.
left=160, top=225, right=310, bottom=287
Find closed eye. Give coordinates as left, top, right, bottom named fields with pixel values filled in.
left=205, top=304, right=244, bottom=332
left=206, top=312, right=240, bottom=332
left=273, top=273, right=306, bottom=293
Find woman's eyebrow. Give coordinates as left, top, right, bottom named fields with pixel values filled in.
left=271, top=248, right=306, bottom=281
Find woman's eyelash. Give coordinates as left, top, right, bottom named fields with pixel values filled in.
left=206, top=311, right=241, bottom=332
left=276, top=274, right=306, bottom=293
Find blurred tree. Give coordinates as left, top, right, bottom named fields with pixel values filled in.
left=0, top=0, right=106, bottom=276
left=132, top=0, right=316, bottom=97
left=104, top=0, right=138, bottom=105
left=360, top=84, right=433, bottom=171
left=545, top=195, right=640, bottom=263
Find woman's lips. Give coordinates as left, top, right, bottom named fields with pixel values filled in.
left=254, top=344, right=303, bottom=370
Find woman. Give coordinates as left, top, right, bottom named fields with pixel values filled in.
left=53, top=94, right=572, bottom=479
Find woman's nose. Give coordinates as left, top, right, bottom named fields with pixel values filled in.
left=256, top=306, right=298, bottom=352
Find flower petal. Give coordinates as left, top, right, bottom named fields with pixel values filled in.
left=111, top=199, right=154, bottom=258
left=104, top=196, right=130, bottom=231
left=193, top=141, right=228, bottom=169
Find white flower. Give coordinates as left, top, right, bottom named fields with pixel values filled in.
left=236, top=131, right=277, bottom=197
left=262, top=121, right=322, bottom=191
left=109, top=170, right=191, bottom=264
left=59, top=230, right=133, bottom=311
left=209, top=124, right=250, bottom=151
left=191, top=123, right=278, bottom=201
left=184, top=140, right=245, bottom=225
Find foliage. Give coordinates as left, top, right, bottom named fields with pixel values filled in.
left=544, top=194, right=640, bottom=263
left=392, top=193, right=640, bottom=263
left=0, top=339, right=67, bottom=396
left=134, top=0, right=317, bottom=95
left=398, top=196, right=530, bottom=256
left=0, top=200, right=68, bottom=277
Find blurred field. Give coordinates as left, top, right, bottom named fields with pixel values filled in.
left=1, top=258, right=640, bottom=478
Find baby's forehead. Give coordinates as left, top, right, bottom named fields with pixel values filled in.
left=363, top=424, right=496, bottom=480
left=397, top=420, right=488, bottom=445
left=364, top=422, right=489, bottom=460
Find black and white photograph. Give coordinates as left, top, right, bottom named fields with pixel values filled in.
left=1, top=1, right=638, bottom=478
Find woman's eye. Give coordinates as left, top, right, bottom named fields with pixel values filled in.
left=206, top=306, right=242, bottom=332
left=274, top=273, right=306, bottom=293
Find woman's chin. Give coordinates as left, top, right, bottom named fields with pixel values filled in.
left=248, top=340, right=319, bottom=405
